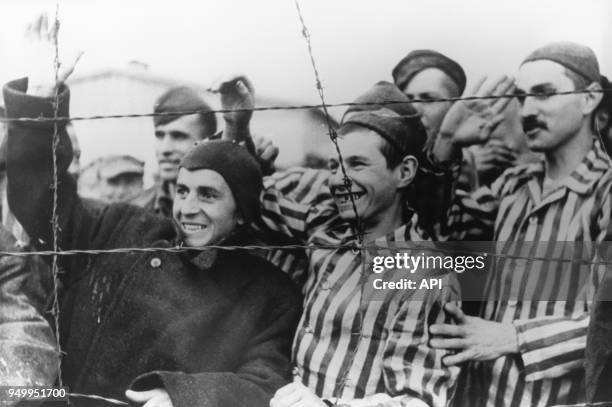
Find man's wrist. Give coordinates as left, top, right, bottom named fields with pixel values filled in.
left=503, top=322, right=520, bottom=355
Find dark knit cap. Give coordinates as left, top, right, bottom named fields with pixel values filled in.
left=180, top=140, right=262, bottom=223
left=340, top=81, right=427, bottom=160
left=522, top=41, right=600, bottom=85
left=392, top=49, right=466, bottom=94
left=153, top=86, right=217, bottom=132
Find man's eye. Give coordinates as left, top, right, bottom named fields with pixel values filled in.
left=534, top=92, right=551, bottom=100
left=176, top=188, right=188, bottom=197
left=328, top=161, right=338, bottom=172
left=198, top=192, right=215, bottom=200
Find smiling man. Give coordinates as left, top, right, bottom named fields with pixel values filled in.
left=131, top=86, right=217, bottom=217
left=235, top=81, right=463, bottom=407
left=430, top=41, right=612, bottom=406
left=3, top=15, right=301, bottom=407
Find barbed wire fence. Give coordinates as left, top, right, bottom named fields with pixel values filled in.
left=1, top=0, right=610, bottom=405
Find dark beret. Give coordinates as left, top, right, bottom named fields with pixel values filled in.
left=392, top=49, right=466, bottom=94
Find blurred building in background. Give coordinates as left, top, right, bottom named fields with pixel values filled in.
left=67, top=62, right=337, bottom=187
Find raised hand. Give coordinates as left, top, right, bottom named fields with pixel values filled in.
left=210, top=75, right=255, bottom=143
left=24, top=13, right=83, bottom=97
left=439, top=75, right=516, bottom=146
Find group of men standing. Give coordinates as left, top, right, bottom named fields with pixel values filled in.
left=2, top=13, right=612, bottom=407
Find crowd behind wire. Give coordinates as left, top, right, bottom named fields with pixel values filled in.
left=2, top=12, right=612, bottom=407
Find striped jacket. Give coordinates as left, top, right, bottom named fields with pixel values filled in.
left=260, top=167, right=461, bottom=407
left=445, top=140, right=612, bottom=407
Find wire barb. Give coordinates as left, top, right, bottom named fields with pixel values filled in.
left=294, top=0, right=364, bottom=245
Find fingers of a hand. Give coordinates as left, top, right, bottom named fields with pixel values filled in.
left=476, top=75, right=508, bottom=98
left=260, top=145, right=279, bottom=162
left=142, top=396, right=172, bottom=407
left=491, top=79, right=516, bottom=113
left=429, top=323, right=464, bottom=337
left=430, top=337, right=467, bottom=349
left=29, top=14, right=42, bottom=40
left=275, top=389, right=304, bottom=407
left=40, top=14, right=49, bottom=39
left=125, top=389, right=163, bottom=403
left=490, top=144, right=517, bottom=159
left=273, top=382, right=302, bottom=399
left=443, top=302, right=467, bottom=323
left=486, top=113, right=508, bottom=135
left=217, top=75, right=253, bottom=95
left=442, top=350, right=474, bottom=366
left=468, top=76, right=487, bottom=97
left=58, top=50, right=84, bottom=83
left=236, top=80, right=250, bottom=96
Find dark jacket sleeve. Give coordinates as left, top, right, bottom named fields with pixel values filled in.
left=130, top=272, right=302, bottom=407
left=3, top=78, right=96, bottom=254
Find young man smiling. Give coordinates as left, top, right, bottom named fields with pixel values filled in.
left=4, top=15, right=300, bottom=407
left=229, top=81, right=462, bottom=407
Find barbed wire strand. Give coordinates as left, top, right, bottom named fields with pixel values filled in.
left=2, top=88, right=610, bottom=123
left=293, top=1, right=366, bottom=403
left=51, top=0, right=64, bottom=391
left=294, top=0, right=364, bottom=247
left=0, top=243, right=611, bottom=266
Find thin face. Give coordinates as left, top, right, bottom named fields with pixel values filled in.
left=402, top=68, right=457, bottom=139
left=173, top=168, right=242, bottom=247
left=154, top=115, right=210, bottom=182
left=328, top=129, right=402, bottom=226
left=515, top=60, right=585, bottom=153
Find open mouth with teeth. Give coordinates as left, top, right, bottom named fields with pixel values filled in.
left=334, top=191, right=365, bottom=204
left=181, top=223, right=208, bottom=232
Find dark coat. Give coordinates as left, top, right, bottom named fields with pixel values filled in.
left=4, top=78, right=301, bottom=407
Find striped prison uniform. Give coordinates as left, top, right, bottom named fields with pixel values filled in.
left=443, top=140, right=612, bottom=407
left=261, top=168, right=331, bottom=294
left=259, top=167, right=461, bottom=407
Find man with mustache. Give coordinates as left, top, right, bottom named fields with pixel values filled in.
left=4, top=15, right=301, bottom=407
left=222, top=81, right=463, bottom=406
left=429, top=42, right=612, bottom=406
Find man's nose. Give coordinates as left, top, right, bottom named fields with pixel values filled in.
left=178, top=193, right=200, bottom=216
left=159, top=134, right=174, bottom=155
left=520, top=96, right=539, bottom=119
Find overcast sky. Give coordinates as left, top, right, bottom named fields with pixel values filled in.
left=0, top=0, right=609, bottom=107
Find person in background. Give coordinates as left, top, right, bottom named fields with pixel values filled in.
left=78, top=155, right=145, bottom=203
left=131, top=86, right=217, bottom=217
left=429, top=41, right=611, bottom=407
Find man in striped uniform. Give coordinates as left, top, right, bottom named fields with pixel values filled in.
left=429, top=42, right=611, bottom=406
left=255, top=82, right=461, bottom=407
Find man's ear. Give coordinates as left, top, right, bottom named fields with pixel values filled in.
left=396, top=155, right=418, bottom=188
left=582, top=82, right=603, bottom=115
